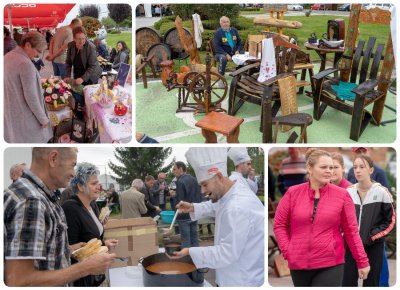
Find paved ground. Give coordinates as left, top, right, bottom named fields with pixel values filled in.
left=135, top=16, right=161, bottom=29
left=268, top=259, right=397, bottom=286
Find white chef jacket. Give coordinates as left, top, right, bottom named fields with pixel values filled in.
left=229, top=171, right=258, bottom=194
left=188, top=181, right=264, bottom=286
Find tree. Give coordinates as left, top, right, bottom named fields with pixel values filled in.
left=120, top=17, right=132, bottom=28
left=107, top=4, right=132, bottom=29
left=101, top=16, right=116, bottom=30
left=108, top=147, right=173, bottom=188
left=248, top=147, right=264, bottom=176
left=79, top=4, right=100, bottom=19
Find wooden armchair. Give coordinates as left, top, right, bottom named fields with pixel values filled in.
left=312, top=5, right=394, bottom=141
left=228, top=35, right=302, bottom=118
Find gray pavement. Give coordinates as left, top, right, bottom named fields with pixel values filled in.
left=268, top=259, right=396, bottom=287
left=135, top=16, right=161, bottom=29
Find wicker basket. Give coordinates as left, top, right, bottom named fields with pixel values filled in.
left=46, top=102, right=67, bottom=111
left=190, top=64, right=219, bottom=81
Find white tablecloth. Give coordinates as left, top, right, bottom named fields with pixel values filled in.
left=108, top=265, right=213, bottom=287
left=232, top=53, right=257, bottom=65
left=83, top=84, right=132, bottom=143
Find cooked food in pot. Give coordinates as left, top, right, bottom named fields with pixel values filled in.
left=145, top=261, right=196, bottom=274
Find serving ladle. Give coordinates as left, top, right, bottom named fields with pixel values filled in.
left=162, top=210, right=180, bottom=236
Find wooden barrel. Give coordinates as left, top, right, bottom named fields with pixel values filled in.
left=136, top=27, right=162, bottom=56
left=147, top=43, right=172, bottom=71
left=164, top=27, right=191, bottom=60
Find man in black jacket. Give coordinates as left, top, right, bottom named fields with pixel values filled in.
left=141, top=175, right=161, bottom=218
left=151, top=172, right=169, bottom=211
left=172, top=161, right=202, bottom=247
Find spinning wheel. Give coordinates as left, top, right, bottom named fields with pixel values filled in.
left=188, top=72, right=227, bottom=112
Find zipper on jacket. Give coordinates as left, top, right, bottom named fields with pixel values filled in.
left=357, top=190, right=363, bottom=231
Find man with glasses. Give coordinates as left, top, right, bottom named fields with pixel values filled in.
left=65, top=26, right=102, bottom=119
left=47, top=18, right=82, bottom=79
left=227, top=147, right=258, bottom=194
left=4, top=31, right=53, bottom=143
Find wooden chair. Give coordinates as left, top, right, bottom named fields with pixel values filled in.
left=312, top=5, right=394, bottom=141
left=262, top=85, right=313, bottom=143
left=228, top=35, right=302, bottom=118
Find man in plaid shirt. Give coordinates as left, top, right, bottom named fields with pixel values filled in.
left=4, top=147, right=115, bottom=286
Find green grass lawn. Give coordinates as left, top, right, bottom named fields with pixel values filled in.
left=239, top=9, right=265, bottom=15
left=106, top=32, right=133, bottom=63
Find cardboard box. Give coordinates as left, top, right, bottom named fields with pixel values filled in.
left=104, top=217, right=158, bottom=268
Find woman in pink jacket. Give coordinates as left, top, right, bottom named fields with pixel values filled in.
left=274, top=148, right=370, bottom=286
left=331, top=152, right=352, bottom=189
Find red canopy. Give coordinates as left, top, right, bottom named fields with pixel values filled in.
left=5, top=17, right=65, bottom=28
left=4, top=3, right=76, bottom=28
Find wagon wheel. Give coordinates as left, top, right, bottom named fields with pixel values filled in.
left=188, top=72, right=228, bottom=108
left=183, top=71, right=199, bottom=86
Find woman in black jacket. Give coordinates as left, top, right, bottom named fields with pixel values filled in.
left=62, top=162, right=118, bottom=286
left=343, top=155, right=395, bottom=286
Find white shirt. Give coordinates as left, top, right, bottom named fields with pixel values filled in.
left=189, top=181, right=264, bottom=286
left=229, top=171, right=258, bottom=194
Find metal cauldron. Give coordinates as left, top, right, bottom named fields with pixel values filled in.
left=140, top=253, right=207, bottom=287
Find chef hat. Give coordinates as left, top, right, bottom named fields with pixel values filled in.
left=185, top=148, right=228, bottom=183
left=227, top=147, right=251, bottom=166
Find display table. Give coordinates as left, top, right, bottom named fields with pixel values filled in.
left=108, top=265, right=213, bottom=287
left=304, top=42, right=344, bottom=72
left=83, top=84, right=132, bottom=143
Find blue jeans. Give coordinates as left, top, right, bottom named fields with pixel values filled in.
left=52, top=62, right=67, bottom=79
left=72, top=92, right=85, bottom=120
left=215, top=54, right=228, bottom=76
left=177, top=220, right=199, bottom=248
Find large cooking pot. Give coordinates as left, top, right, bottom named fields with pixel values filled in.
left=140, top=253, right=206, bottom=287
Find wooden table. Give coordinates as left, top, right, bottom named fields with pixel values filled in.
left=304, top=42, right=344, bottom=72
left=195, top=112, right=244, bottom=143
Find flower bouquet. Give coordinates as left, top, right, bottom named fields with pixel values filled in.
left=42, top=77, right=72, bottom=111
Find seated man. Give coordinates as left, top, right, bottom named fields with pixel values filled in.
left=93, top=38, right=109, bottom=59
left=213, top=16, right=243, bottom=84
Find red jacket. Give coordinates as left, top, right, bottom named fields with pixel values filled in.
left=274, top=182, right=369, bottom=270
